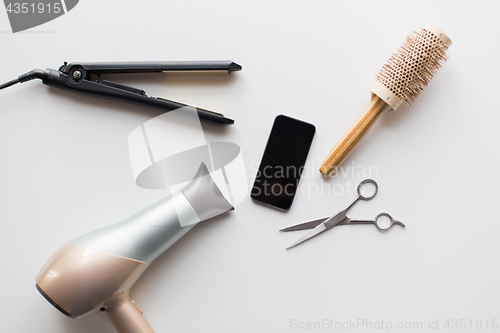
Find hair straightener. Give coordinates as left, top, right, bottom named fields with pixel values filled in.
left=0, top=61, right=242, bottom=126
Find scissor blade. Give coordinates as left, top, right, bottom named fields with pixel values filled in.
left=324, top=210, right=348, bottom=229
left=286, top=223, right=327, bottom=250
left=279, top=217, right=329, bottom=232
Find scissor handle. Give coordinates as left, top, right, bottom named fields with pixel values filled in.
left=357, top=179, right=378, bottom=201
left=373, top=212, right=405, bottom=231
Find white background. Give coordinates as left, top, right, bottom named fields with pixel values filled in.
left=1, top=1, right=499, bottom=332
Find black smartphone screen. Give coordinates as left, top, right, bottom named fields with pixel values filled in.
left=251, top=115, right=315, bottom=210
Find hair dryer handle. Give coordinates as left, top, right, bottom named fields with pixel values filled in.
left=106, top=294, right=155, bottom=333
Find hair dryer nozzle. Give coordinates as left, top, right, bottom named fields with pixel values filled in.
left=181, top=162, right=234, bottom=221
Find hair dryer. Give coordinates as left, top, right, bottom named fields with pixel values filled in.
left=35, top=163, right=233, bottom=333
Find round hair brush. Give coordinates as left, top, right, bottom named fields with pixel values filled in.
left=319, top=24, right=452, bottom=175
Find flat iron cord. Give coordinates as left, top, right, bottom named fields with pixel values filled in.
left=0, top=69, right=45, bottom=90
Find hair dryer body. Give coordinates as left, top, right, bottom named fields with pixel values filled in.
left=36, top=163, right=233, bottom=332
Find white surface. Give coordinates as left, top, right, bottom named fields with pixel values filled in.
left=1, top=1, right=499, bottom=332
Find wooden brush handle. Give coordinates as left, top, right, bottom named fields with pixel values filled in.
left=319, top=95, right=389, bottom=175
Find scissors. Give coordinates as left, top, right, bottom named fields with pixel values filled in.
left=280, top=179, right=405, bottom=250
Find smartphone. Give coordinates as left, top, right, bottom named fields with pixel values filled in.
left=251, top=115, right=315, bottom=210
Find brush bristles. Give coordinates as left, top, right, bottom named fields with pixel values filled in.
left=375, top=27, right=449, bottom=106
